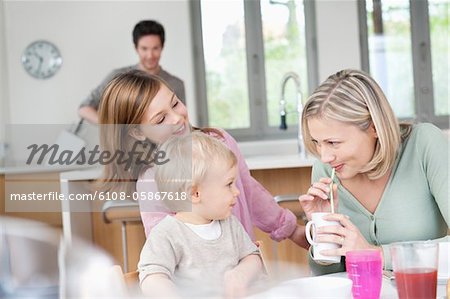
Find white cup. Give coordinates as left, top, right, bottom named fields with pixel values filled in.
left=305, top=212, right=342, bottom=263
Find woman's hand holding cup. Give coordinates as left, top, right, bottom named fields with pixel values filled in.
left=300, top=177, right=381, bottom=262
left=305, top=212, right=344, bottom=263
left=317, top=213, right=382, bottom=257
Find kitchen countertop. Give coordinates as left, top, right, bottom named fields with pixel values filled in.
left=0, top=163, right=95, bottom=175
left=59, top=166, right=102, bottom=181
left=2, top=129, right=447, bottom=175
left=0, top=156, right=313, bottom=175
left=245, top=154, right=315, bottom=170
left=239, top=138, right=315, bottom=170
left=55, top=152, right=314, bottom=182
left=1, top=138, right=314, bottom=174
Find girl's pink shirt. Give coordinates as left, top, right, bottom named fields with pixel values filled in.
left=137, top=130, right=297, bottom=241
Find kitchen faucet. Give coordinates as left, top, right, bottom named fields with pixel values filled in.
left=279, top=72, right=306, bottom=159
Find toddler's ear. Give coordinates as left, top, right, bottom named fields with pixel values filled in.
left=129, top=126, right=146, bottom=141
left=191, top=185, right=201, bottom=203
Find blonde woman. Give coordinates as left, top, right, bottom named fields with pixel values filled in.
left=98, top=70, right=309, bottom=250
left=299, top=69, right=448, bottom=274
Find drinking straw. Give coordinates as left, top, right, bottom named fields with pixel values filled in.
left=330, top=168, right=336, bottom=213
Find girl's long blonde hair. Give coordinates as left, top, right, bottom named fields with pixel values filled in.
left=97, top=70, right=222, bottom=194
left=302, top=69, right=411, bottom=179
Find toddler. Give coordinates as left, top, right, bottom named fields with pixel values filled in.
left=138, top=132, right=263, bottom=298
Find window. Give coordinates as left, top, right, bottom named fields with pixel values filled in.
left=429, top=0, right=449, bottom=117
left=360, top=0, right=449, bottom=128
left=192, top=0, right=318, bottom=140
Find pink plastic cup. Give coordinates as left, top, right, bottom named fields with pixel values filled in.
left=346, top=249, right=382, bottom=299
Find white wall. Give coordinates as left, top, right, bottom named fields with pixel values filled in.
left=0, top=0, right=9, bottom=143
left=2, top=0, right=196, bottom=126
left=315, top=0, right=361, bottom=82
left=1, top=0, right=363, bottom=130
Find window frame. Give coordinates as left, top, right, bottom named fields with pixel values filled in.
left=191, top=0, right=319, bottom=141
left=358, top=0, right=449, bottom=129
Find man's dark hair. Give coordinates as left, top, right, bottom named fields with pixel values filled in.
left=132, top=20, right=165, bottom=48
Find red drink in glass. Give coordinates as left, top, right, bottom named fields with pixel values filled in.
left=395, top=268, right=437, bottom=299
left=390, top=242, right=439, bottom=299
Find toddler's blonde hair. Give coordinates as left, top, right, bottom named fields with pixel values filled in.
left=155, top=131, right=237, bottom=210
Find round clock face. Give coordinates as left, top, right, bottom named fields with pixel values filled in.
left=21, top=40, right=62, bottom=79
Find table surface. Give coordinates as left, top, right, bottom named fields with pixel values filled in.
left=248, top=272, right=448, bottom=298
left=327, top=272, right=447, bottom=299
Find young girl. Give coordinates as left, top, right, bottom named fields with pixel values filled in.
left=138, top=132, right=263, bottom=298
left=97, top=69, right=309, bottom=249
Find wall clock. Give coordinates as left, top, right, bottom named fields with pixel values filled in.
left=21, top=40, right=62, bottom=79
